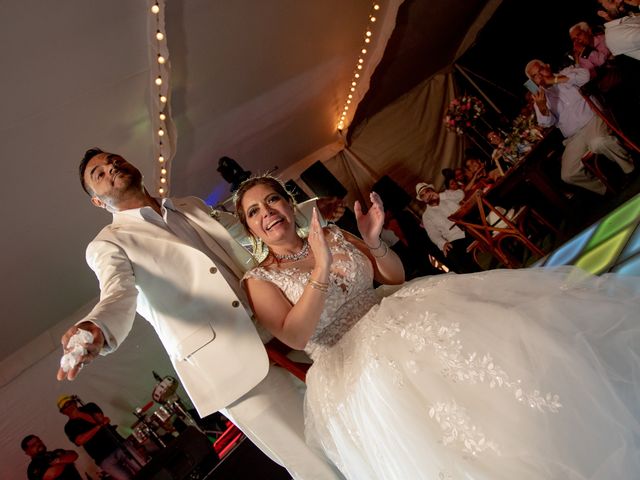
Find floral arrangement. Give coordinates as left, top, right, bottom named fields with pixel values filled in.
left=444, top=95, right=485, bottom=135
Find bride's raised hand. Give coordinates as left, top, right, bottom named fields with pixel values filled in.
left=308, top=207, right=332, bottom=271
left=354, top=191, right=385, bottom=246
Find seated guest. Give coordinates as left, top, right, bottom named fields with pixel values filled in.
left=21, top=435, right=82, bottom=480
left=454, top=167, right=466, bottom=186
left=441, top=168, right=463, bottom=191
left=569, top=21, right=625, bottom=99
left=463, top=156, right=500, bottom=198
left=526, top=59, right=634, bottom=194
left=415, top=182, right=478, bottom=273
left=596, top=0, right=640, bottom=60
left=487, top=130, right=520, bottom=167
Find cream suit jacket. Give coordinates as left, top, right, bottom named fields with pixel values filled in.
left=81, top=196, right=269, bottom=417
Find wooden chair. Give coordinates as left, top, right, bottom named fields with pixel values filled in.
left=580, top=89, right=640, bottom=155
left=451, top=190, right=557, bottom=268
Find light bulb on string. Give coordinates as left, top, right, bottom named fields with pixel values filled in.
left=365, top=38, right=371, bottom=44
left=158, top=155, right=165, bottom=163
left=159, top=112, right=166, bottom=121
left=160, top=168, right=167, bottom=175
left=362, top=48, right=367, bottom=54
left=373, top=4, right=380, bottom=10
left=156, top=30, right=164, bottom=41
left=151, top=3, right=160, bottom=14
left=158, top=128, right=165, bottom=136
left=160, top=177, right=166, bottom=184
left=155, top=76, right=163, bottom=86
left=357, top=64, right=363, bottom=70
left=370, top=16, right=376, bottom=22
left=157, top=54, right=165, bottom=64
left=159, top=95, right=167, bottom=103
left=366, top=31, right=372, bottom=37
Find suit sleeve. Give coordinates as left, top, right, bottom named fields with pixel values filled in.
left=79, top=239, right=138, bottom=353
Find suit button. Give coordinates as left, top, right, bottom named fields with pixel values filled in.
left=209, top=267, right=218, bottom=274
left=231, top=301, right=240, bottom=308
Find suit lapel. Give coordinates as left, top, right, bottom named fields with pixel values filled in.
left=172, top=199, right=255, bottom=277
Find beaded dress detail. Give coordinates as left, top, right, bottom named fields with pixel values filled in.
left=244, top=226, right=379, bottom=360
left=244, top=227, right=640, bottom=480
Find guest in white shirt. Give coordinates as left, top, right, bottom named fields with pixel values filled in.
left=526, top=59, right=633, bottom=194
left=416, top=182, right=478, bottom=273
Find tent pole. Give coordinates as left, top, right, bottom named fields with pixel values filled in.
left=453, top=63, right=503, bottom=116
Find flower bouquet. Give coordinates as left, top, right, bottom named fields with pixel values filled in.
left=444, top=95, right=485, bottom=135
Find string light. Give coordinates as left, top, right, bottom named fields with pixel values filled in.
left=148, top=0, right=174, bottom=196
left=336, top=2, right=382, bottom=131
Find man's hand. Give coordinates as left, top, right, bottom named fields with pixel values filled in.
left=532, top=88, right=548, bottom=115
left=443, top=242, right=453, bottom=257
left=56, top=322, right=105, bottom=381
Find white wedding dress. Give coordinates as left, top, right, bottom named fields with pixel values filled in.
left=245, top=226, right=640, bottom=480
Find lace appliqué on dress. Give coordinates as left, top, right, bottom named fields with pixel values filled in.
left=390, top=312, right=562, bottom=413
left=366, top=296, right=562, bottom=460
left=429, top=400, right=501, bottom=457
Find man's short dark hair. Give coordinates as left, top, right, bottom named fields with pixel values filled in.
left=79, top=148, right=104, bottom=196
left=20, top=434, right=38, bottom=451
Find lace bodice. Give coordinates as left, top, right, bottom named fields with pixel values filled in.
left=244, top=226, right=379, bottom=359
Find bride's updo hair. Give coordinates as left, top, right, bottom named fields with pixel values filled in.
left=233, top=174, right=296, bottom=234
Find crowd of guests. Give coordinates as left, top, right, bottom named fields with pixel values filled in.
left=526, top=0, right=639, bottom=194
left=405, top=0, right=640, bottom=273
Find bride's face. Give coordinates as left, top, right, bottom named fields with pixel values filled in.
left=240, top=183, right=296, bottom=245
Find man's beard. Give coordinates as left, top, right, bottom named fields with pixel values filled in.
left=99, top=169, right=144, bottom=208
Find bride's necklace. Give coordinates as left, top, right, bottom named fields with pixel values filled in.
left=272, top=239, right=309, bottom=262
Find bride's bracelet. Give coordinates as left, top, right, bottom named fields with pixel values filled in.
left=365, top=237, right=388, bottom=258
left=365, top=238, right=383, bottom=250
left=308, top=279, right=329, bottom=292
left=371, top=242, right=389, bottom=258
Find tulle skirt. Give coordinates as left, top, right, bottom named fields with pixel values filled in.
left=304, top=267, right=640, bottom=479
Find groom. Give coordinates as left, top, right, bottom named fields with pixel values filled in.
left=57, top=148, right=342, bottom=480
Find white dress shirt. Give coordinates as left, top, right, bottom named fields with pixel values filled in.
left=421, top=190, right=466, bottom=251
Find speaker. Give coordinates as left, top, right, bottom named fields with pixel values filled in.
left=284, top=179, right=310, bottom=203
left=136, top=427, right=219, bottom=480
left=300, top=161, right=347, bottom=198
left=372, top=175, right=412, bottom=212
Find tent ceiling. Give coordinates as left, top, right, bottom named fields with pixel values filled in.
left=0, top=0, right=493, bottom=363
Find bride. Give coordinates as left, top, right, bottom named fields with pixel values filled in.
left=235, top=175, right=640, bottom=480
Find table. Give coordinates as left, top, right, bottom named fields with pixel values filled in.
left=449, top=130, right=566, bottom=267
left=484, top=128, right=571, bottom=216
